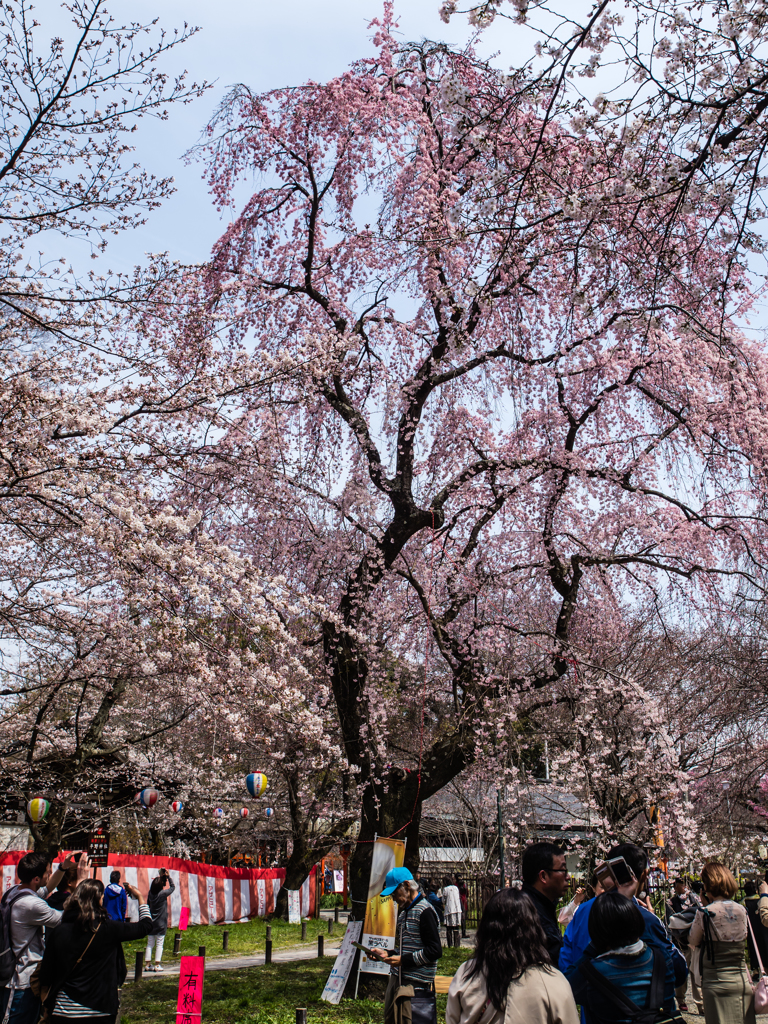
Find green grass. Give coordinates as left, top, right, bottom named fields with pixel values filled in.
left=124, top=917, right=336, bottom=964
left=120, top=941, right=474, bottom=1024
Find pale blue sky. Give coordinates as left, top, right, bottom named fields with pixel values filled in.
left=86, top=0, right=531, bottom=272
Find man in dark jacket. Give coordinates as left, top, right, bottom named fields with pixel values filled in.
left=103, top=871, right=127, bottom=922
left=521, top=842, right=570, bottom=968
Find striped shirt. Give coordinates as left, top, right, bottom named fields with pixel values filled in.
left=394, top=894, right=442, bottom=988
left=53, top=990, right=109, bottom=1017
left=52, top=902, right=151, bottom=1017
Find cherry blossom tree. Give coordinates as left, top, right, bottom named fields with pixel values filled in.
left=190, top=22, right=768, bottom=913
left=0, top=2, right=333, bottom=853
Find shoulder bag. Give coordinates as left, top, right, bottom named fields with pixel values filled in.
left=578, top=946, right=685, bottom=1024
left=746, top=913, right=768, bottom=1014
left=29, top=923, right=100, bottom=1024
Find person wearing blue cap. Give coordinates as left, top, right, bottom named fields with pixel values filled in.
left=371, top=867, right=442, bottom=1024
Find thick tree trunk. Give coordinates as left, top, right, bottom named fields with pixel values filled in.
left=272, top=835, right=317, bottom=920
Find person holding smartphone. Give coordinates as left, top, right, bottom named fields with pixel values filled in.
left=559, top=843, right=687, bottom=998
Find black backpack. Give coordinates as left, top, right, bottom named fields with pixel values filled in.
left=577, top=947, right=685, bottom=1024
left=0, top=885, right=34, bottom=987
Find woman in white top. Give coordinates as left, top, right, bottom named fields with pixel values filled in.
left=446, top=888, right=579, bottom=1024
left=689, top=862, right=755, bottom=1024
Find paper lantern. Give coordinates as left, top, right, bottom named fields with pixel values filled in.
left=264, top=806, right=274, bottom=818
left=239, top=807, right=249, bottom=818
left=171, top=801, right=183, bottom=814
left=139, top=788, right=158, bottom=809
left=246, top=772, right=267, bottom=798
left=213, top=807, right=224, bottom=818
left=26, top=798, right=49, bottom=823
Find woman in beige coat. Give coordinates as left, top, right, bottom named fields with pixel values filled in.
left=446, top=888, right=579, bottom=1024
left=689, top=862, right=755, bottom=1024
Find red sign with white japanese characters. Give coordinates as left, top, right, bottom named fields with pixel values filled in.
left=176, top=955, right=204, bottom=1023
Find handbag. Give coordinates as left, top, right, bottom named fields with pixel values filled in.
left=746, top=913, right=768, bottom=1014
left=29, top=923, right=100, bottom=1024
left=578, top=946, right=686, bottom=1024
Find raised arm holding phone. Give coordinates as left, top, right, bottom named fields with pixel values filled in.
left=559, top=843, right=687, bottom=996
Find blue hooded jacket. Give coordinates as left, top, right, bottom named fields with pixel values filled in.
left=560, top=896, right=688, bottom=987
left=102, top=882, right=127, bottom=922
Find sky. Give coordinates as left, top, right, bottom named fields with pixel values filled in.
left=83, top=0, right=532, bottom=274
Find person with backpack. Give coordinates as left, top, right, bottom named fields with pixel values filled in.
left=447, top=887, right=578, bottom=1024
left=688, top=862, right=755, bottom=1024
left=0, top=851, right=89, bottom=1024
left=101, top=873, right=127, bottom=923
left=565, top=891, right=681, bottom=1024
left=144, top=870, right=175, bottom=972
left=37, top=876, right=150, bottom=1023
left=560, top=843, right=687, bottom=995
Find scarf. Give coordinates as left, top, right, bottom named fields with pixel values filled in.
left=595, top=939, right=645, bottom=959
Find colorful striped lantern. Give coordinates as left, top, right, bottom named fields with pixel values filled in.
left=26, top=798, right=49, bottom=823
left=264, top=806, right=274, bottom=818
left=239, top=807, right=249, bottom=818
left=213, top=807, right=224, bottom=818
left=245, top=772, right=267, bottom=798
left=139, top=787, right=158, bottom=809
left=171, top=800, right=183, bottom=814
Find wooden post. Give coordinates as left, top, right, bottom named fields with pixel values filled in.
left=301, top=921, right=307, bottom=941
left=296, top=1010, right=307, bottom=1024
left=198, top=945, right=206, bottom=958
left=134, top=951, right=143, bottom=982
left=266, top=924, right=272, bottom=941
left=223, top=930, right=229, bottom=951
left=317, top=934, right=324, bottom=957
left=266, top=938, right=273, bottom=964
left=327, top=917, right=333, bottom=935
left=173, top=934, right=181, bottom=955
left=334, top=905, right=339, bottom=923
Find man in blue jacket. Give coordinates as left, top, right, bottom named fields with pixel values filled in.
left=559, top=843, right=687, bottom=992
left=102, top=870, right=127, bottom=921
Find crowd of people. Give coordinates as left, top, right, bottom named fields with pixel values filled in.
left=376, top=842, right=768, bottom=1024
left=0, top=852, right=175, bottom=1023
left=1, top=842, right=767, bottom=1024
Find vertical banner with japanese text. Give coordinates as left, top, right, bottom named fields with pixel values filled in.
left=360, top=838, right=405, bottom=975
left=176, top=955, right=204, bottom=1024
left=321, top=919, right=363, bottom=1003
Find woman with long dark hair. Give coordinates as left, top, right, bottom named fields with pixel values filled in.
left=446, top=888, right=579, bottom=1024
left=38, top=877, right=153, bottom=1023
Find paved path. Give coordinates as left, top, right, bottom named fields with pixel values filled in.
left=141, top=941, right=344, bottom=977
left=140, top=917, right=476, bottom=979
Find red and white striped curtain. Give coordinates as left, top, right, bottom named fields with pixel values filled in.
left=0, top=851, right=317, bottom=924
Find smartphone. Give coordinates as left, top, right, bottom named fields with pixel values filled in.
left=351, top=942, right=386, bottom=961
left=595, top=857, right=636, bottom=890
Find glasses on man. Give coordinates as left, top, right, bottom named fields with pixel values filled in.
left=547, top=868, right=569, bottom=874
